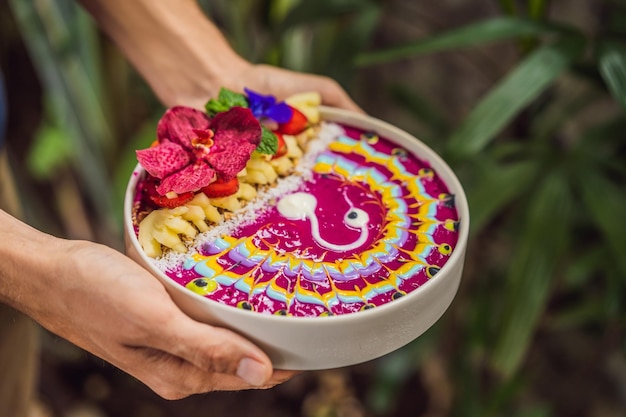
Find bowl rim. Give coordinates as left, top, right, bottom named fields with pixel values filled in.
left=124, top=106, right=470, bottom=324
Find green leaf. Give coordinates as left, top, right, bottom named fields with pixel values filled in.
left=528, top=0, right=550, bottom=20
left=446, top=35, right=585, bottom=159
left=219, top=87, right=248, bottom=107
left=598, top=41, right=626, bottom=112
left=356, top=16, right=567, bottom=67
left=367, top=348, right=419, bottom=414
left=545, top=298, right=606, bottom=330
left=466, top=159, right=539, bottom=235
left=9, top=0, right=115, bottom=229
left=491, top=172, right=573, bottom=377
left=211, top=0, right=257, bottom=59
left=389, top=84, right=450, bottom=143
left=604, top=268, right=625, bottom=319
left=205, top=99, right=230, bottom=116
left=256, top=126, right=278, bottom=155
left=205, top=87, right=248, bottom=116
left=531, top=86, right=600, bottom=142
left=497, top=0, right=518, bottom=15
left=563, top=246, right=604, bottom=289
left=278, top=0, right=372, bottom=34
left=578, top=170, right=626, bottom=278
left=268, top=0, right=300, bottom=25
left=576, top=117, right=626, bottom=172
left=26, top=123, right=74, bottom=179
left=485, top=375, right=526, bottom=417
left=322, top=3, right=380, bottom=85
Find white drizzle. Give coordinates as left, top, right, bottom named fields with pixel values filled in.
left=277, top=192, right=370, bottom=252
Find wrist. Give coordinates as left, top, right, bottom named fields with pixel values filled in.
left=0, top=210, right=68, bottom=317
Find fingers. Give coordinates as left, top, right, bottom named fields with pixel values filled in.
left=114, top=310, right=291, bottom=396
left=116, top=343, right=299, bottom=399
left=313, top=77, right=365, bottom=114
left=169, top=319, right=271, bottom=379
left=229, top=64, right=365, bottom=114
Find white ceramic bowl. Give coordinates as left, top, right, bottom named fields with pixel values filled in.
left=124, top=107, right=469, bottom=370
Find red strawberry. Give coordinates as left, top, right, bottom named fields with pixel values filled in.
left=276, top=106, right=308, bottom=135
left=150, top=191, right=195, bottom=208
left=140, top=174, right=194, bottom=208
left=201, top=177, right=239, bottom=198
left=272, top=132, right=288, bottom=159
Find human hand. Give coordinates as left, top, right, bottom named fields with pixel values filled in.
left=1, top=219, right=295, bottom=399
left=217, top=63, right=364, bottom=114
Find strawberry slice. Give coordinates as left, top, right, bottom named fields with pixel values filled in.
left=140, top=174, right=195, bottom=208
left=150, top=191, right=195, bottom=208
left=201, top=177, right=239, bottom=198
left=272, top=132, right=288, bottom=159
left=276, top=106, right=308, bottom=135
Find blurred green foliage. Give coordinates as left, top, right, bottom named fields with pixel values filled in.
left=5, top=0, right=625, bottom=416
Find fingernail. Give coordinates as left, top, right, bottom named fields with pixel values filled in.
left=237, top=358, right=268, bottom=386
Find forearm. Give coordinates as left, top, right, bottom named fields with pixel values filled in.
left=79, top=0, right=250, bottom=108
left=0, top=209, right=65, bottom=317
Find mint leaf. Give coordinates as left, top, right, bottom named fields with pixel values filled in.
left=205, top=87, right=249, bottom=116
left=205, top=99, right=230, bottom=116
left=256, top=126, right=278, bottom=155
left=219, top=88, right=248, bottom=108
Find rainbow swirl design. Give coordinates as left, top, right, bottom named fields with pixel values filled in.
left=166, top=125, right=459, bottom=317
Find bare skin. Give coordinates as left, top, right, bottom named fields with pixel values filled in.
left=0, top=0, right=361, bottom=400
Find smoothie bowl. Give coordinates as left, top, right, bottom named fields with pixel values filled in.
left=123, top=89, right=469, bottom=370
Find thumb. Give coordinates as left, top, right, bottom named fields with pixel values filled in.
left=156, top=314, right=273, bottom=386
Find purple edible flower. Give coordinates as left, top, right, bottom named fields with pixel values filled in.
left=244, top=88, right=293, bottom=123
